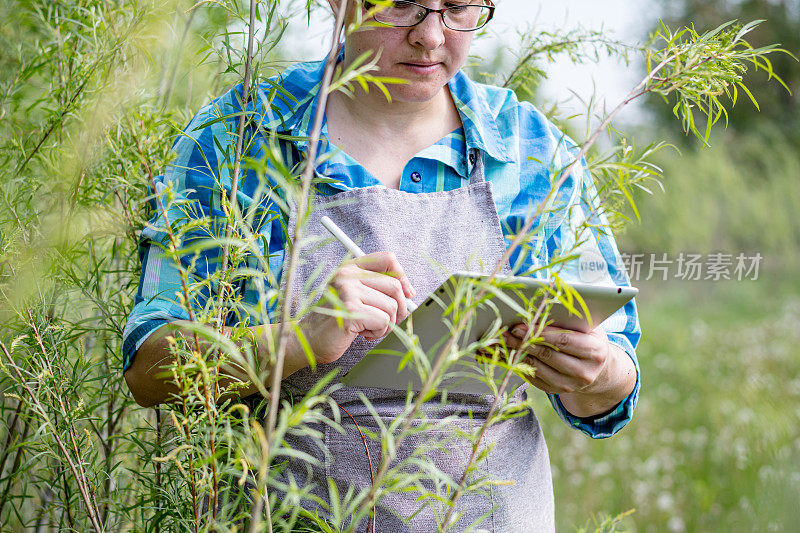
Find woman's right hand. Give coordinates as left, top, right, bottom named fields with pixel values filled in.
left=298, top=252, right=416, bottom=366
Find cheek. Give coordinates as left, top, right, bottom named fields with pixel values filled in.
left=444, top=35, right=473, bottom=70
left=449, top=32, right=474, bottom=53
left=347, top=27, right=406, bottom=55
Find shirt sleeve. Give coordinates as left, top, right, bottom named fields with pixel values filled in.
left=122, top=237, right=192, bottom=373
left=122, top=85, right=252, bottom=373
left=543, top=142, right=642, bottom=439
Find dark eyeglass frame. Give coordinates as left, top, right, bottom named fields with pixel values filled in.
left=365, top=1, right=496, bottom=32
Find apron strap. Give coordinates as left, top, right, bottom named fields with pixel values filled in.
left=467, top=148, right=486, bottom=185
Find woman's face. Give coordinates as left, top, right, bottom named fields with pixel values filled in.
left=340, top=1, right=477, bottom=104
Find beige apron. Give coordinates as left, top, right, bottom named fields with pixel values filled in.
left=275, top=149, right=554, bottom=532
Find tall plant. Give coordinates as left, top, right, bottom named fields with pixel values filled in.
left=0, top=0, right=785, bottom=531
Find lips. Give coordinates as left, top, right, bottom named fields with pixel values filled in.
left=403, top=61, right=441, bottom=67
left=399, top=61, right=443, bottom=74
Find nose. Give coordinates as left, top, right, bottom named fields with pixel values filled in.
left=408, top=10, right=446, bottom=50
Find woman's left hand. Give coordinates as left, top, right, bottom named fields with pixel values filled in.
left=502, top=324, right=610, bottom=395
left=501, top=324, right=636, bottom=418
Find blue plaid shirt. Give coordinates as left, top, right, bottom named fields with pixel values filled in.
left=123, top=52, right=641, bottom=439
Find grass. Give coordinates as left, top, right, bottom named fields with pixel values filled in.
left=1, top=0, right=795, bottom=528
left=531, top=266, right=800, bottom=531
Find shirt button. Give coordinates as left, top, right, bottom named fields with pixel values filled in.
left=469, top=152, right=477, bottom=165
left=410, top=171, right=422, bottom=183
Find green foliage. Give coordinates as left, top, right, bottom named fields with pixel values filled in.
left=0, top=0, right=790, bottom=531
left=575, top=509, right=635, bottom=533
left=500, top=26, right=637, bottom=102
left=649, top=0, right=800, bottom=147
left=620, top=130, right=800, bottom=261
left=644, top=20, right=790, bottom=143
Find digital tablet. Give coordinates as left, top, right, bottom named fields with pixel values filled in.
left=340, top=272, right=638, bottom=395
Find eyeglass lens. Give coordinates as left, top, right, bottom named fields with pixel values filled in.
left=374, top=1, right=492, bottom=31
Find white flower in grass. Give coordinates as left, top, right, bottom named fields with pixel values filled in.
left=667, top=515, right=686, bottom=533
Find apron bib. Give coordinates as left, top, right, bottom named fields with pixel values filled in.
left=274, top=150, right=554, bottom=532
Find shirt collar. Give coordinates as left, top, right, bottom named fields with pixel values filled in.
left=447, top=70, right=516, bottom=165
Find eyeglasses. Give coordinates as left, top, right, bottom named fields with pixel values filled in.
left=365, top=1, right=495, bottom=32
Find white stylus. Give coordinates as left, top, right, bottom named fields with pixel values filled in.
left=320, top=216, right=418, bottom=313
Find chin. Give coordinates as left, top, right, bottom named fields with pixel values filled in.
left=389, top=82, right=448, bottom=104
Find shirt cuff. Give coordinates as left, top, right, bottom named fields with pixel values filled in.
left=122, top=318, right=178, bottom=373
left=547, top=332, right=640, bottom=439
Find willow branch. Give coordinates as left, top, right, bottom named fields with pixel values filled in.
left=0, top=341, right=104, bottom=533
left=246, top=1, right=350, bottom=531
left=265, top=0, right=349, bottom=440
left=218, top=0, right=258, bottom=290
left=439, top=49, right=693, bottom=531
left=127, top=119, right=202, bottom=355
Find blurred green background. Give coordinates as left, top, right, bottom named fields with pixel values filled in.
left=533, top=275, right=800, bottom=531
left=532, top=1, right=800, bottom=530
left=1, top=0, right=798, bottom=530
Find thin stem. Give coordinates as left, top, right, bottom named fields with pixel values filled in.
left=248, top=1, right=348, bottom=531
left=210, top=12, right=233, bottom=98
left=0, top=342, right=104, bottom=533
left=127, top=119, right=202, bottom=355
left=503, top=36, right=636, bottom=89
left=438, top=50, right=688, bottom=531
left=218, top=0, right=259, bottom=299
left=101, top=371, right=116, bottom=526
left=62, top=464, right=75, bottom=530
left=129, top=118, right=208, bottom=527
left=441, top=298, right=551, bottom=529
left=172, top=367, right=201, bottom=533
left=265, top=0, right=348, bottom=441
left=27, top=312, right=105, bottom=530
left=0, top=400, right=22, bottom=477
left=161, top=10, right=198, bottom=109
left=338, top=403, right=376, bottom=533
left=208, top=6, right=262, bottom=513
left=154, top=408, right=162, bottom=533
left=15, top=67, right=95, bottom=180
left=0, top=411, right=30, bottom=517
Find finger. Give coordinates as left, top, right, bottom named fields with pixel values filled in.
left=508, top=322, right=546, bottom=339
left=332, top=266, right=408, bottom=318
left=505, top=331, right=603, bottom=391
left=503, top=331, right=588, bottom=377
left=501, top=331, right=549, bottom=361
left=522, top=355, right=577, bottom=394
left=527, top=375, right=558, bottom=395
left=355, top=288, right=400, bottom=330
left=351, top=301, right=393, bottom=341
left=356, top=252, right=416, bottom=299
left=540, top=325, right=609, bottom=363
left=512, top=324, right=593, bottom=360
left=355, top=270, right=409, bottom=319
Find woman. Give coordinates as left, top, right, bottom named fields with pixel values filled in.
left=123, top=0, right=641, bottom=530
